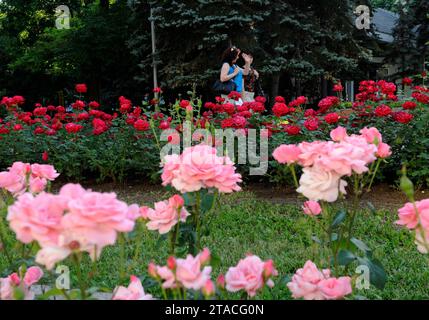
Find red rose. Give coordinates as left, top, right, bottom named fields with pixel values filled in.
left=374, top=104, right=392, bottom=117
left=333, top=83, right=344, bottom=92
left=89, top=101, right=100, bottom=109
left=222, top=103, right=235, bottom=115
left=227, top=91, right=241, bottom=101
left=272, top=103, right=289, bottom=117
left=46, top=129, right=56, bottom=136
left=304, top=109, right=317, bottom=117
left=285, top=125, right=301, bottom=135
left=72, top=100, right=85, bottom=110
left=0, top=126, right=9, bottom=134
left=13, top=124, right=23, bottom=131
left=204, top=102, right=216, bottom=109
left=77, top=112, right=89, bottom=121
left=402, top=77, right=413, bottom=86
left=249, top=101, right=265, bottom=113
left=275, top=96, right=286, bottom=103
left=34, top=127, right=45, bottom=135
left=11, top=96, right=25, bottom=105
left=232, top=115, right=247, bottom=129
left=179, top=100, right=190, bottom=109
left=255, top=96, right=266, bottom=104
left=304, top=118, right=319, bottom=131
left=134, top=119, right=150, bottom=131
left=56, top=106, right=66, bottom=113
left=239, top=110, right=252, bottom=118
left=318, top=96, right=339, bottom=113
left=42, top=151, right=49, bottom=162
left=92, top=118, right=108, bottom=135
left=393, top=111, right=413, bottom=124
left=153, top=87, right=162, bottom=93
left=159, top=121, right=170, bottom=130
left=65, top=123, right=83, bottom=133
left=324, top=112, right=340, bottom=124
left=75, top=84, right=87, bottom=93
left=33, top=107, right=47, bottom=116
left=236, top=104, right=248, bottom=113
left=402, top=101, right=417, bottom=110
left=221, top=118, right=234, bottom=129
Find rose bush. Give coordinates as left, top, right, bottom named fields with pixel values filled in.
left=0, top=75, right=428, bottom=186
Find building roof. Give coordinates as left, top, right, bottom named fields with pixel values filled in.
left=372, top=8, right=398, bottom=43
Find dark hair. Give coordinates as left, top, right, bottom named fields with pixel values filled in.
left=221, top=47, right=240, bottom=66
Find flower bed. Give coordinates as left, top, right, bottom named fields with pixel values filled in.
left=0, top=77, right=428, bottom=186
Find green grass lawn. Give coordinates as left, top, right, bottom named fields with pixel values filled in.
left=1, top=190, right=429, bottom=300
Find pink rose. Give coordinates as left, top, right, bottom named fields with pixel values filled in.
left=23, top=267, right=44, bottom=287
left=397, top=199, right=429, bottom=230
left=376, top=142, right=391, bottom=159
left=343, top=135, right=378, bottom=165
left=318, top=140, right=374, bottom=176
left=35, top=246, right=71, bottom=271
left=298, top=141, right=330, bottom=167
left=0, top=267, right=44, bottom=300
left=302, top=201, right=322, bottom=216
left=156, top=266, right=176, bottom=289
left=59, top=183, right=87, bottom=199
left=397, top=202, right=419, bottom=229
left=318, top=277, right=352, bottom=300
left=297, top=166, right=347, bottom=202
left=113, top=276, right=154, bottom=300
left=61, top=191, right=136, bottom=259
left=175, top=252, right=212, bottom=290
left=287, top=260, right=330, bottom=300
left=272, top=144, right=302, bottom=164
left=7, top=193, right=67, bottom=246
left=225, top=255, right=276, bottom=297
left=0, top=171, right=25, bottom=195
left=330, top=126, right=348, bottom=142
left=30, top=164, right=60, bottom=180
left=145, top=195, right=190, bottom=234
left=29, top=176, right=47, bottom=193
left=359, top=127, right=382, bottom=145
left=161, top=145, right=242, bottom=194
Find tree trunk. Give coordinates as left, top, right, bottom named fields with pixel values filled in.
left=321, top=76, right=327, bottom=97
left=271, top=72, right=280, bottom=99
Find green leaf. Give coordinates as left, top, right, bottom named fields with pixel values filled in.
left=36, top=288, right=64, bottom=300
left=183, top=193, right=196, bottom=206
left=357, top=257, right=387, bottom=290
left=331, top=210, right=346, bottom=228
left=351, top=237, right=371, bottom=254
left=337, top=249, right=356, bottom=266
left=200, top=192, right=215, bottom=214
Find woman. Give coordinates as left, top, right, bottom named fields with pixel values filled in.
left=241, top=51, right=262, bottom=102
left=219, top=47, right=252, bottom=103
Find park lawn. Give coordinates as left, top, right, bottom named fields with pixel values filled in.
left=1, top=190, right=428, bottom=300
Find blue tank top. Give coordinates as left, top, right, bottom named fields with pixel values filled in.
left=228, top=64, right=243, bottom=92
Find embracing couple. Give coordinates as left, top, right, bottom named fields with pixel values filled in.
left=214, top=46, right=263, bottom=104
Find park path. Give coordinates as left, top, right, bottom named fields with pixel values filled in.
left=60, top=181, right=428, bottom=212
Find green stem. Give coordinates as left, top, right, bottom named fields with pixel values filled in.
left=194, top=192, right=201, bottom=253
left=0, top=211, right=12, bottom=264
left=149, top=118, right=161, bottom=152
left=72, top=253, right=87, bottom=300
left=170, top=218, right=180, bottom=256
left=367, top=159, right=381, bottom=192
left=289, top=164, right=299, bottom=189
